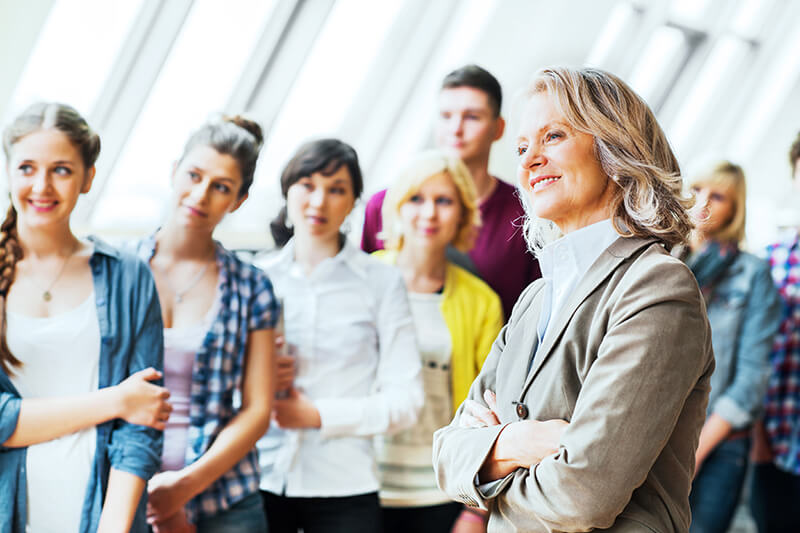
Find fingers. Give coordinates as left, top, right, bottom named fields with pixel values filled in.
left=275, top=354, right=294, bottom=367
left=462, top=400, right=498, bottom=427
left=137, top=367, right=163, bottom=382
left=484, top=390, right=498, bottom=411
left=459, top=413, right=486, bottom=428
left=483, top=390, right=501, bottom=424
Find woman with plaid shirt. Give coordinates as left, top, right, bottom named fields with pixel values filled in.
left=132, top=116, right=278, bottom=532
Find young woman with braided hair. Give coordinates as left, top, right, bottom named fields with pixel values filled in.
left=0, top=102, right=169, bottom=533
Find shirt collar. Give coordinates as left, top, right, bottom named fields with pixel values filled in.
left=87, top=235, right=121, bottom=259
left=538, top=218, right=619, bottom=281
left=277, top=237, right=369, bottom=280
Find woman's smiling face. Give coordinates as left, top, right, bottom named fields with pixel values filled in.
left=515, top=92, right=616, bottom=234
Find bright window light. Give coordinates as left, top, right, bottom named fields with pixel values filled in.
left=585, top=3, right=639, bottom=68
left=627, top=26, right=688, bottom=107
left=730, top=23, right=800, bottom=158
left=5, top=0, right=143, bottom=121
left=233, top=0, right=407, bottom=237
left=669, top=0, right=713, bottom=25
left=90, top=0, right=276, bottom=234
left=668, top=36, right=750, bottom=156
left=730, top=0, right=773, bottom=39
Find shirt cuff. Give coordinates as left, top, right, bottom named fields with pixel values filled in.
left=474, top=472, right=514, bottom=499
left=713, top=396, right=753, bottom=429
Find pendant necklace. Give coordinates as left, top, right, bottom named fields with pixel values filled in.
left=37, top=244, right=80, bottom=302
left=157, top=260, right=211, bottom=303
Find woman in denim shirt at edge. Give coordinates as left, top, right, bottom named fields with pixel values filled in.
left=0, top=103, right=168, bottom=533
left=132, top=116, right=277, bottom=533
left=676, top=161, right=781, bottom=533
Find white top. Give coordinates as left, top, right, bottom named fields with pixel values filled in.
left=255, top=239, right=423, bottom=497
left=377, top=291, right=452, bottom=507
left=536, top=219, right=619, bottom=342
left=7, top=292, right=101, bottom=533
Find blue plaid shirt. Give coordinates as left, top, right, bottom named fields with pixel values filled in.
left=135, top=236, right=278, bottom=520
left=764, top=232, right=800, bottom=474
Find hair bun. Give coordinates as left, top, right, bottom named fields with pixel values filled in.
left=224, top=115, right=264, bottom=149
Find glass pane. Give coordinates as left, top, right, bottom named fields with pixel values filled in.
left=628, top=26, right=688, bottom=107
left=231, top=0, right=408, bottom=239
left=5, top=0, right=143, bottom=120
left=90, top=0, right=277, bottom=235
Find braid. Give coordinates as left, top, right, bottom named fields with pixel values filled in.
left=0, top=203, right=23, bottom=373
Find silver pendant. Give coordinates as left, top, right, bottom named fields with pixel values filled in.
left=43, top=291, right=52, bottom=302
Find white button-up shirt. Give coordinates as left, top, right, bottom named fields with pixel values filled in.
left=255, top=239, right=423, bottom=497
left=536, top=219, right=620, bottom=344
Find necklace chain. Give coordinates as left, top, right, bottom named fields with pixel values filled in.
left=30, top=242, right=81, bottom=302
left=155, top=259, right=212, bottom=303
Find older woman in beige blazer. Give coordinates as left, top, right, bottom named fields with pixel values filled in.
left=432, top=67, right=714, bottom=533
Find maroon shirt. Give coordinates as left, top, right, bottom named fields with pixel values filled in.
left=360, top=180, right=541, bottom=320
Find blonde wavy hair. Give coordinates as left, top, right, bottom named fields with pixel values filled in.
left=519, top=66, right=694, bottom=252
left=687, top=161, right=747, bottom=244
left=381, top=150, right=480, bottom=252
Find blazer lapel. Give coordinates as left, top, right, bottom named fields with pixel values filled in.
left=522, top=237, right=657, bottom=391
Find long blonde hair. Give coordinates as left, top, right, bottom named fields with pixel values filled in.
left=519, top=67, right=693, bottom=252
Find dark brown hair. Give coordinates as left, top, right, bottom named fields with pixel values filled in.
left=179, top=115, right=264, bottom=198
left=270, top=139, right=363, bottom=247
left=441, top=64, right=503, bottom=117
left=1, top=102, right=100, bottom=373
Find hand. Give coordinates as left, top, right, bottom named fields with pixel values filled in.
left=147, top=470, right=195, bottom=524
left=115, top=368, right=172, bottom=429
left=151, top=509, right=197, bottom=533
left=507, top=419, right=569, bottom=467
left=275, top=349, right=295, bottom=393
left=459, top=390, right=501, bottom=428
left=273, top=388, right=321, bottom=429
left=479, top=418, right=569, bottom=482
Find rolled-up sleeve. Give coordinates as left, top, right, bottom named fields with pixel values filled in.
left=0, top=392, right=21, bottom=448
left=713, top=260, right=781, bottom=428
left=108, top=265, right=164, bottom=480
left=317, top=270, right=422, bottom=438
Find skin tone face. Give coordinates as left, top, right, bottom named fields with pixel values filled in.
left=286, top=165, right=355, bottom=244
left=399, top=172, right=463, bottom=252
left=515, top=92, right=616, bottom=234
left=170, top=145, right=246, bottom=233
left=6, top=128, right=94, bottom=231
left=435, top=86, right=504, bottom=165
left=692, top=182, right=736, bottom=238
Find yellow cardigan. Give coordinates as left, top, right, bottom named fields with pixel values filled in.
left=373, top=250, right=504, bottom=413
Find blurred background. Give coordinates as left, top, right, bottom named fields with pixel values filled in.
left=1, top=0, right=799, bottom=252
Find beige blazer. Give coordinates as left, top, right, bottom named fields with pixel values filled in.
left=433, top=237, right=714, bottom=533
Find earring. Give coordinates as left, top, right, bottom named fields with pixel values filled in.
left=285, top=218, right=293, bottom=229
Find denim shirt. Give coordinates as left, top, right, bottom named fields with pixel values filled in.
left=0, top=237, right=164, bottom=533
left=692, top=251, right=781, bottom=429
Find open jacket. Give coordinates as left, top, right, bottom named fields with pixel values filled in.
left=433, top=237, right=714, bottom=533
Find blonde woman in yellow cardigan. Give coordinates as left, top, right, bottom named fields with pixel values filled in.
left=374, top=151, right=503, bottom=533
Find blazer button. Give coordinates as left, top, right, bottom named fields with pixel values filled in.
left=515, top=402, right=529, bottom=419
